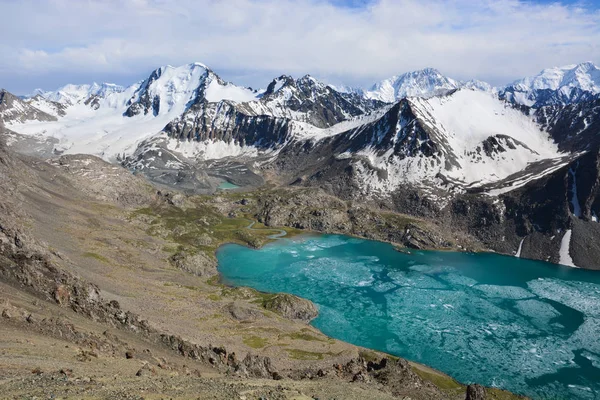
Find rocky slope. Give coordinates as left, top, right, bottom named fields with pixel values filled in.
left=0, top=127, right=522, bottom=399
left=0, top=89, right=57, bottom=125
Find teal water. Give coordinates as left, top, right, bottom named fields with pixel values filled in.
left=217, top=234, right=600, bottom=400
left=218, top=181, right=240, bottom=190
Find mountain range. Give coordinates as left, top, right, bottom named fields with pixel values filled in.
left=2, top=61, right=600, bottom=270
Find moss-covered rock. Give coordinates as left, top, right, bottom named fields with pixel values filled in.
left=262, top=293, right=318, bottom=323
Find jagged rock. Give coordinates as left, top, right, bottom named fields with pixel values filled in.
left=371, top=359, right=425, bottom=394
left=401, top=223, right=446, bottom=250
left=2, top=309, right=11, bottom=319
left=262, top=293, right=318, bottom=323
left=352, top=371, right=370, bottom=382
left=235, top=353, right=277, bottom=379
left=466, top=384, right=487, bottom=400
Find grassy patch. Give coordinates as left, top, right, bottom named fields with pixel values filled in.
left=358, top=349, right=381, bottom=363
left=281, top=332, right=328, bottom=343
left=412, top=365, right=464, bottom=392
left=82, top=252, right=110, bottom=264
left=250, top=291, right=278, bottom=306
left=206, top=275, right=221, bottom=286
left=286, top=349, right=328, bottom=360
left=285, top=348, right=341, bottom=361
left=486, top=388, right=527, bottom=400
left=131, top=201, right=298, bottom=267
left=243, top=335, right=268, bottom=349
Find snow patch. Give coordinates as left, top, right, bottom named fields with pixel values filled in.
left=515, top=238, right=525, bottom=258
left=165, top=137, right=261, bottom=161
left=558, top=230, right=578, bottom=268
left=204, top=79, right=258, bottom=103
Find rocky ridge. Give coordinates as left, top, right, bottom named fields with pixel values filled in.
left=4, top=61, right=600, bottom=271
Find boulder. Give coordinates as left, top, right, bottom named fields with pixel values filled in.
left=262, top=293, right=318, bottom=323
left=466, top=384, right=486, bottom=400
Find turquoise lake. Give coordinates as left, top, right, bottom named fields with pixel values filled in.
left=217, top=181, right=240, bottom=190
left=217, top=234, right=600, bottom=400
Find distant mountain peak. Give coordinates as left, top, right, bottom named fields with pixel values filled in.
left=0, top=88, right=57, bottom=124
left=364, top=68, right=461, bottom=103
left=33, top=82, right=126, bottom=106
left=501, top=62, right=600, bottom=107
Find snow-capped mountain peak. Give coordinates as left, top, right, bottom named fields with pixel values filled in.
left=463, top=79, right=494, bottom=93
left=35, top=82, right=126, bottom=106
left=501, top=62, right=600, bottom=107
left=263, top=75, right=294, bottom=96
left=513, top=62, right=600, bottom=93
left=124, top=62, right=260, bottom=117
left=365, top=67, right=461, bottom=103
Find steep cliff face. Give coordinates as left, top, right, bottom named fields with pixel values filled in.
left=534, top=95, right=600, bottom=152
left=398, top=150, right=600, bottom=270
left=163, top=100, right=293, bottom=148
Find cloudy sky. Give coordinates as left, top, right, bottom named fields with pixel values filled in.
left=1, top=0, right=599, bottom=94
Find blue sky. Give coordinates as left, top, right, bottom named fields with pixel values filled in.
left=0, top=0, right=598, bottom=94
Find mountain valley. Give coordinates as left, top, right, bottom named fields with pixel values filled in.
left=3, top=61, right=600, bottom=269
left=2, top=60, right=600, bottom=399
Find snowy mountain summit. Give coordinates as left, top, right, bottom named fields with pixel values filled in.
left=514, top=62, right=600, bottom=93
left=33, top=82, right=126, bottom=106
left=123, top=62, right=259, bottom=117
left=3, top=60, right=598, bottom=199
left=3, top=60, right=600, bottom=273
left=501, top=62, right=600, bottom=107
left=364, top=68, right=461, bottom=103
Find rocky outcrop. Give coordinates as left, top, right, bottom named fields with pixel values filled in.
left=124, top=67, right=164, bottom=117
left=164, top=100, right=292, bottom=148
left=261, top=293, right=318, bottom=323
left=253, top=188, right=455, bottom=250
left=170, top=250, right=217, bottom=278
left=234, top=353, right=278, bottom=379
left=401, top=223, right=449, bottom=250
left=465, top=384, right=487, bottom=400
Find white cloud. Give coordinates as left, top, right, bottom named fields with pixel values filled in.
left=1, top=0, right=599, bottom=92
